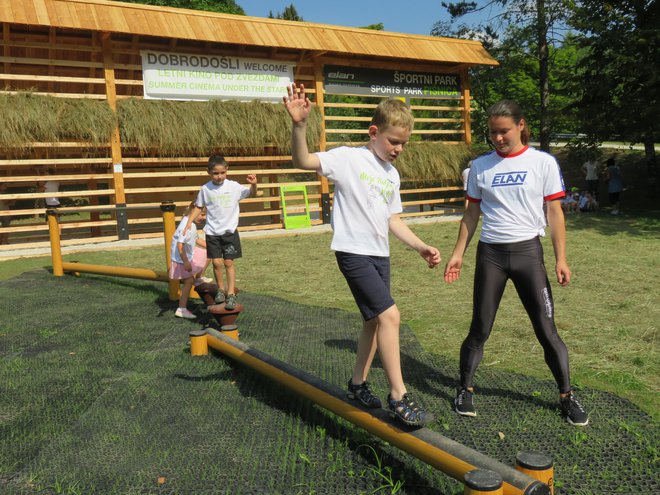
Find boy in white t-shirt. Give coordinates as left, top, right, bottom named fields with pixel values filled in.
left=284, top=83, right=441, bottom=427
left=184, top=155, right=257, bottom=311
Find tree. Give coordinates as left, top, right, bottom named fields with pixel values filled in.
left=268, top=4, right=304, bottom=21
left=116, top=0, right=245, bottom=15
left=360, top=23, right=385, bottom=30
left=434, top=1, right=573, bottom=151
left=570, top=0, right=659, bottom=193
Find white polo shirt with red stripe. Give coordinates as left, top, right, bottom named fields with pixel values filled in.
left=467, top=146, right=565, bottom=244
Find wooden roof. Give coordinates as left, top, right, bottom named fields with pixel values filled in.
left=0, top=0, right=498, bottom=66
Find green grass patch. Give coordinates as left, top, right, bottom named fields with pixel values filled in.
left=0, top=210, right=658, bottom=493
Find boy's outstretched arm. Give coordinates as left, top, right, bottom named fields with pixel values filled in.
left=389, top=214, right=441, bottom=268
left=283, top=83, right=321, bottom=171
left=246, top=174, right=259, bottom=197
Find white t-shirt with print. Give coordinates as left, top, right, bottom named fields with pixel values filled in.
left=194, top=179, right=251, bottom=235
left=171, top=215, right=198, bottom=264
left=467, top=146, right=565, bottom=244
left=316, top=146, right=402, bottom=257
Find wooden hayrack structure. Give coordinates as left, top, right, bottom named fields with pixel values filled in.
left=0, top=0, right=497, bottom=249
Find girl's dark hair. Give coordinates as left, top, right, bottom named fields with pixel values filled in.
left=488, top=100, right=530, bottom=145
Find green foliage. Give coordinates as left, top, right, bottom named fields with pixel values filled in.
left=268, top=3, right=303, bottom=21
left=117, top=98, right=322, bottom=155
left=569, top=0, right=659, bottom=147
left=115, top=0, right=245, bottom=15
left=0, top=93, right=116, bottom=151
left=434, top=0, right=573, bottom=150
left=360, top=23, right=385, bottom=30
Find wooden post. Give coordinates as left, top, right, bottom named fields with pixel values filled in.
left=3, top=23, right=10, bottom=74
left=460, top=68, right=472, bottom=146
left=101, top=32, right=129, bottom=240
left=313, top=60, right=331, bottom=224
left=47, top=210, right=63, bottom=277
left=48, top=28, right=55, bottom=92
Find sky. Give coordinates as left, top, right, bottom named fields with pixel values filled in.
left=237, top=0, right=453, bottom=36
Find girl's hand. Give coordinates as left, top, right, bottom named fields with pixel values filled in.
left=443, top=255, right=463, bottom=284
left=283, top=83, right=312, bottom=124
left=183, top=261, right=192, bottom=273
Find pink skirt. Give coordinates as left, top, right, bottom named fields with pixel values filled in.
left=169, top=246, right=208, bottom=280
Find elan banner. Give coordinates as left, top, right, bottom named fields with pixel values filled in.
left=324, top=65, right=461, bottom=98
left=141, top=50, right=295, bottom=102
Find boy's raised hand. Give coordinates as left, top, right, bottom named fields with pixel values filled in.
left=283, top=83, right=312, bottom=123
left=246, top=174, right=257, bottom=185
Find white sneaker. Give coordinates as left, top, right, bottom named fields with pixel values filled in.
left=175, top=307, right=196, bottom=319
left=193, top=277, right=214, bottom=286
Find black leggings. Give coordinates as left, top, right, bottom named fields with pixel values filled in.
left=460, top=238, right=571, bottom=393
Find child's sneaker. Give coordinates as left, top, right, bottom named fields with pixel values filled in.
left=347, top=380, right=382, bottom=408
left=175, top=307, right=196, bottom=319
left=225, top=293, right=237, bottom=311
left=560, top=391, right=589, bottom=426
left=387, top=393, right=433, bottom=427
left=193, top=276, right=214, bottom=286
left=215, top=291, right=226, bottom=304
left=455, top=387, right=477, bottom=417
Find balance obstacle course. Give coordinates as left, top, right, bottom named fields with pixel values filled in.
left=189, top=328, right=553, bottom=495
left=47, top=201, right=243, bottom=326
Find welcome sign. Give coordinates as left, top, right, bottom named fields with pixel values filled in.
left=141, top=50, right=295, bottom=102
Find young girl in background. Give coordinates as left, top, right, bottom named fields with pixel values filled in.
left=169, top=203, right=211, bottom=319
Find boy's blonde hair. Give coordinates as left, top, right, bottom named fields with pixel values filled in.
left=370, top=99, right=414, bottom=132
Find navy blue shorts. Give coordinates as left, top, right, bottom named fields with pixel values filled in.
left=335, top=251, right=395, bottom=321
left=206, top=231, right=242, bottom=260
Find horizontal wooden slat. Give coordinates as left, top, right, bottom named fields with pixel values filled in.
left=0, top=158, right=112, bottom=166
left=4, top=173, right=114, bottom=182
left=0, top=73, right=142, bottom=86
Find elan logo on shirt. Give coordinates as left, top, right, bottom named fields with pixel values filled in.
left=492, top=171, right=527, bottom=187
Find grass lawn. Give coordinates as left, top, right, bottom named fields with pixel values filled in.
left=0, top=209, right=658, bottom=494
left=1, top=211, right=658, bottom=420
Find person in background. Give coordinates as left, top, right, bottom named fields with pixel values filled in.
left=169, top=203, right=211, bottom=319
left=605, top=157, right=623, bottom=215
left=581, top=154, right=600, bottom=200
left=461, top=161, right=472, bottom=210
left=184, top=155, right=258, bottom=311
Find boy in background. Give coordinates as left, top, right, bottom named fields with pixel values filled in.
left=185, top=155, right=257, bottom=311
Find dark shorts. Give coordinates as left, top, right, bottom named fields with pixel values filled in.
left=206, top=231, right=242, bottom=260
left=335, top=251, right=394, bottom=321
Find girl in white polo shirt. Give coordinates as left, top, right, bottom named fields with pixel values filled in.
left=444, top=100, right=589, bottom=426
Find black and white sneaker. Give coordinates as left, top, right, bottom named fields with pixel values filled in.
left=560, top=391, right=589, bottom=426
left=387, top=393, right=433, bottom=427
left=455, top=387, right=477, bottom=417
left=347, top=380, right=382, bottom=409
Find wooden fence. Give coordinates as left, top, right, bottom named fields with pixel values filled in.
left=0, top=23, right=466, bottom=250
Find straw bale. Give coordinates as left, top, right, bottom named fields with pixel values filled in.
left=117, top=98, right=322, bottom=156
left=394, top=141, right=471, bottom=181
left=0, top=93, right=116, bottom=152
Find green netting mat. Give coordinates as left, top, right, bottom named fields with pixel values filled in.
left=0, top=270, right=657, bottom=494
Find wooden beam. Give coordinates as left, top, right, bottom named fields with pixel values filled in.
left=101, top=32, right=126, bottom=205
left=461, top=68, right=472, bottom=146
